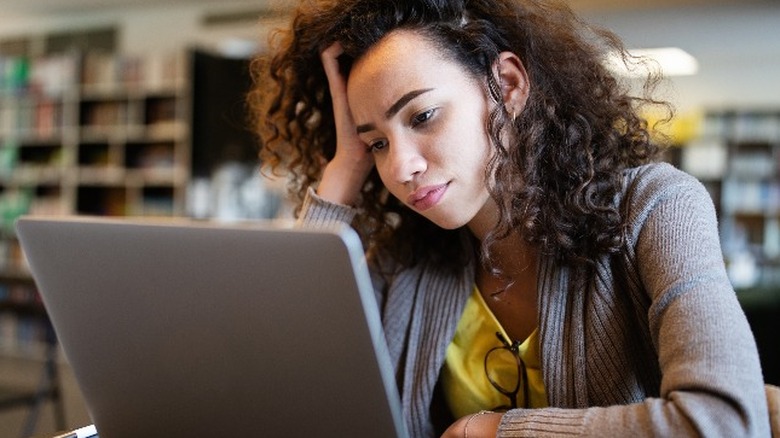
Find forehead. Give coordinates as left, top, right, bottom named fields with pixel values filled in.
left=351, top=30, right=446, bottom=79
left=346, top=30, right=477, bottom=106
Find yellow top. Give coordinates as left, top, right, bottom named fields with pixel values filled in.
left=441, top=287, right=547, bottom=417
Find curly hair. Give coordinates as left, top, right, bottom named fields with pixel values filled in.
left=247, top=0, right=668, bottom=271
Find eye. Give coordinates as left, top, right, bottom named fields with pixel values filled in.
left=366, top=138, right=389, bottom=153
left=410, top=108, right=436, bottom=128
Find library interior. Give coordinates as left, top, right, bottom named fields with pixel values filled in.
left=0, top=0, right=779, bottom=436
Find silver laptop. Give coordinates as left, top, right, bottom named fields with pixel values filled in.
left=16, top=216, right=408, bottom=438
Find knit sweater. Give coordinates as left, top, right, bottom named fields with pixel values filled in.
left=298, top=163, right=770, bottom=437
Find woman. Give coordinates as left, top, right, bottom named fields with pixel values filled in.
left=248, top=0, right=770, bottom=436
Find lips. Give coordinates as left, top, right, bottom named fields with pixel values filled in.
left=407, top=183, right=449, bottom=211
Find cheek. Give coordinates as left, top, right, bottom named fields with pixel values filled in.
left=455, top=126, right=493, bottom=170
left=373, top=157, right=401, bottom=196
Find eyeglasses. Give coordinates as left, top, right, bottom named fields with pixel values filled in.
left=483, top=332, right=529, bottom=410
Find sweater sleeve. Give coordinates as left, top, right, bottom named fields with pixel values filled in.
left=497, top=164, right=770, bottom=437
left=296, top=187, right=358, bottom=227
left=628, top=164, right=768, bottom=436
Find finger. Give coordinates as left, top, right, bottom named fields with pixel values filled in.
left=320, top=41, right=344, bottom=63
left=320, top=42, right=356, bottom=138
left=320, top=42, right=346, bottom=95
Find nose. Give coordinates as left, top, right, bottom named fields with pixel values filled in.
left=384, top=138, right=426, bottom=184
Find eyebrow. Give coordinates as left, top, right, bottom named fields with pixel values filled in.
left=355, top=88, right=434, bottom=134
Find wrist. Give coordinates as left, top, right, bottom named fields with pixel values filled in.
left=317, top=156, right=373, bottom=206
left=463, top=411, right=501, bottom=438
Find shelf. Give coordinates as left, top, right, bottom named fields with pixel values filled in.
left=0, top=269, right=34, bottom=286
left=675, top=110, right=780, bottom=290
left=0, top=281, right=50, bottom=361
left=0, top=51, right=190, bottom=229
left=0, top=342, right=54, bottom=363
left=1, top=50, right=193, bottom=361
left=76, top=167, right=126, bottom=185
left=0, top=300, right=44, bottom=317
left=8, top=135, right=68, bottom=146
left=0, top=167, right=65, bottom=186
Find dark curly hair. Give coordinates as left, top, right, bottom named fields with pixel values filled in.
left=248, top=0, right=668, bottom=272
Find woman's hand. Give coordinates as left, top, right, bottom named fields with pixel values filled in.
left=441, top=411, right=503, bottom=438
left=317, top=42, right=376, bottom=206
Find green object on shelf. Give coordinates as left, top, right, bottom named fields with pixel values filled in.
left=0, top=189, right=32, bottom=236
left=1, top=57, right=30, bottom=93
left=0, top=140, right=19, bottom=176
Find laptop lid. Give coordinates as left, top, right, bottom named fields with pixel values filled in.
left=16, top=216, right=408, bottom=438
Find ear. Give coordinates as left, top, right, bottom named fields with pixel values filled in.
left=494, top=51, right=530, bottom=116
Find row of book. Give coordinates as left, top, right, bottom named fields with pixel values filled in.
left=1, top=51, right=185, bottom=95
left=81, top=51, right=186, bottom=91
left=0, top=54, right=78, bottom=97
left=1, top=98, right=182, bottom=142
left=0, top=284, right=49, bottom=356
left=0, top=96, right=64, bottom=139
left=722, top=179, right=780, bottom=215
left=0, top=143, right=177, bottom=174
left=702, top=112, right=780, bottom=142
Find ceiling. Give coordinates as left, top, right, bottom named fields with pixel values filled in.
left=0, top=0, right=772, bottom=14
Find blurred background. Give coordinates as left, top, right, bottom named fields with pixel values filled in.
left=0, top=0, right=778, bottom=436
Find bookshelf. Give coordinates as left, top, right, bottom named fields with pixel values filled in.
left=678, top=110, right=780, bottom=290
left=0, top=50, right=191, bottom=357
left=660, top=111, right=780, bottom=385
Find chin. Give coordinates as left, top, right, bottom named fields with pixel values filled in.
left=426, top=214, right=471, bottom=231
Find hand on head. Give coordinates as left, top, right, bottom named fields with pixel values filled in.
left=317, top=42, right=376, bottom=206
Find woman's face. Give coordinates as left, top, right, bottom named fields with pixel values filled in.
left=347, top=30, right=497, bottom=232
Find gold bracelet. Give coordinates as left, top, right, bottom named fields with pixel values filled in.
left=463, top=410, right=492, bottom=438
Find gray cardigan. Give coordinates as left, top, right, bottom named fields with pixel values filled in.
left=298, top=163, right=770, bottom=437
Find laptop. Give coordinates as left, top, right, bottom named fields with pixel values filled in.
left=15, top=216, right=409, bottom=438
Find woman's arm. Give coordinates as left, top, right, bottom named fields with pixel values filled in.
left=629, top=166, right=767, bottom=435
left=494, top=165, right=769, bottom=437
